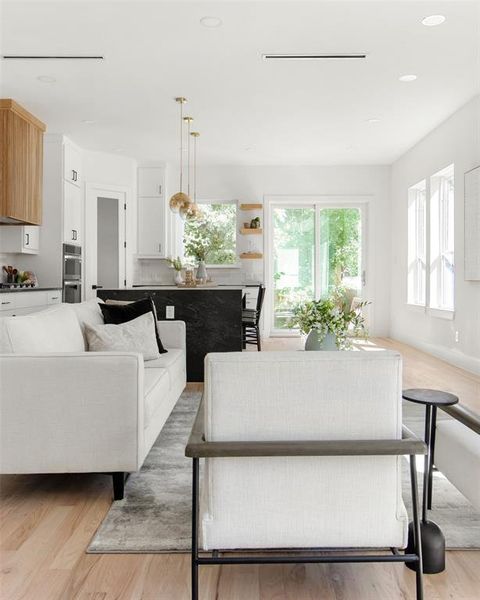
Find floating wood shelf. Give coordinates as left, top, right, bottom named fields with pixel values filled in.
left=240, top=204, right=263, bottom=211
left=240, top=252, right=263, bottom=259
left=240, top=228, right=263, bottom=235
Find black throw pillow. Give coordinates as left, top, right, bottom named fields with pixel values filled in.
left=99, top=297, right=167, bottom=354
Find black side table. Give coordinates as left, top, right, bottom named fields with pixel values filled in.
left=403, top=388, right=459, bottom=574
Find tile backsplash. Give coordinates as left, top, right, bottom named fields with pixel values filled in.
left=133, top=258, right=263, bottom=285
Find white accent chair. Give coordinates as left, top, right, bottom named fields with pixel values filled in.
left=186, top=351, right=426, bottom=600
left=0, top=300, right=186, bottom=499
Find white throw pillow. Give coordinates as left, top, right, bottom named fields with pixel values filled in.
left=69, top=298, right=105, bottom=349
left=1, top=305, right=85, bottom=354
left=84, top=311, right=160, bottom=361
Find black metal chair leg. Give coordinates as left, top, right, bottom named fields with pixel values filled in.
left=112, top=472, right=126, bottom=501
left=409, top=455, right=424, bottom=600
left=256, top=326, right=261, bottom=351
left=192, top=458, right=199, bottom=600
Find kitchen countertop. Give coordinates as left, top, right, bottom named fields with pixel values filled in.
left=0, top=287, right=61, bottom=293
left=130, top=285, right=246, bottom=290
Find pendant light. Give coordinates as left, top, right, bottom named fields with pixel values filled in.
left=180, top=118, right=200, bottom=220
left=189, top=131, right=202, bottom=219
left=169, top=97, right=191, bottom=213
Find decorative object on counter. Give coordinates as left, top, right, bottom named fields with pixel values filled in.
left=183, top=268, right=197, bottom=287
left=290, top=288, right=369, bottom=351
left=243, top=222, right=250, bottom=228
left=2, top=266, right=37, bottom=287
left=167, top=257, right=184, bottom=285
left=196, top=260, right=208, bottom=283
left=250, top=216, right=261, bottom=229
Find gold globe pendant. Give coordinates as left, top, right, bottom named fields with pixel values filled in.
left=169, top=191, right=191, bottom=213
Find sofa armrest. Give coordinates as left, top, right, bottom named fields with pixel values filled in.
left=157, top=320, right=186, bottom=350
left=0, top=352, right=144, bottom=474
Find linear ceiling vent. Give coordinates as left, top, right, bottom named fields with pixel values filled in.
left=2, top=55, right=104, bottom=60
left=262, top=53, right=367, bottom=61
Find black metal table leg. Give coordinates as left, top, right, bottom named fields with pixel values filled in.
left=422, top=404, right=432, bottom=523
left=428, top=406, right=437, bottom=510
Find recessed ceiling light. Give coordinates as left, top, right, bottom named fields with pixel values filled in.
left=36, top=75, right=56, bottom=83
left=200, top=16, right=223, bottom=28
left=399, top=74, right=417, bottom=82
left=81, top=119, right=96, bottom=124
left=422, top=15, right=446, bottom=27
left=113, top=147, right=125, bottom=152
left=366, top=118, right=381, bottom=124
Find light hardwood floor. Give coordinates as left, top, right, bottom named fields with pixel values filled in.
left=1, top=338, right=479, bottom=600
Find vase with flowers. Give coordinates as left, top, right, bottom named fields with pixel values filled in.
left=167, top=256, right=184, bottom=285
left=290, top=288, right=369, bottom=351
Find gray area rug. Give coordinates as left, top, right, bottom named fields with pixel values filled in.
left=88, top=391, right=480, bottom=553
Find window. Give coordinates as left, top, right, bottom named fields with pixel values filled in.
left=430, top=165, right=454, bottom=311
left=183, top=202, right=237, bottom=266
left=407, top=180, right=427, bottom=305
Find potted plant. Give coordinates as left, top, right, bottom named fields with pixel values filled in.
left=166, top=256, right=184, bottom=285
left=290, top=290, right=369, bottom=351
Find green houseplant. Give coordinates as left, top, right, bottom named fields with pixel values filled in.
left=290, top=290, right=369, bottom=350
left=166, top=256, right=184, bottom=285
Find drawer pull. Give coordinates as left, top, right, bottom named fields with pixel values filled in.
left=51, top=296, right=59, bottom=300
left=1, top=301, right=12, bottom=305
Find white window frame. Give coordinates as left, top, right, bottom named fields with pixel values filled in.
left=429, top=164, right=455, bottom=314
left=407, top=180, right=427, bottom=307
left=183, top=198, right=240, bottom=269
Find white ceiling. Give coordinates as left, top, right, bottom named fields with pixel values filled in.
left=1, top=1, right=479, bottom=165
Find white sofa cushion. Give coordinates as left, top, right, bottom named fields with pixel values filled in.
left=435, top=420, right=480, bottom=511
left=144, top=368, right=170, bottom=427
left=145, top=348, right=186, bottom=391
left=85, top=312, right=160, bottom=361
left=201, top=351, right=407, bottom=550
left=0, top=305, right=85, bottom=354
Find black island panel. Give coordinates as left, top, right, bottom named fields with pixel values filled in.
left=97, top=288, right=243, bottom=381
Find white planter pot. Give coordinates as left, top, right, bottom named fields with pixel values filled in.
left=305, top=331, right=338, bottom=351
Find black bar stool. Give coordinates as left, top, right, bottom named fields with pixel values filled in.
left=242, top=285, right=265, bottom=351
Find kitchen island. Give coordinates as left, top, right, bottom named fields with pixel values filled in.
left=97, top=286, right=244, bottom=381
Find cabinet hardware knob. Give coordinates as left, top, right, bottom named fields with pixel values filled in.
left=25, top=233, right=30, bottom=246
left=158, top=185, right=162, bottom=195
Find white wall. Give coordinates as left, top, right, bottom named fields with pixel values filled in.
left=390, top=96, right=480, bottom=374
left=151, top=164, right=391, bottom=336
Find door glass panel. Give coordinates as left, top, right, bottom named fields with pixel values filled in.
left=273, top=207, right=315, bottom=329
left=319, top=208, right=362, bottom=298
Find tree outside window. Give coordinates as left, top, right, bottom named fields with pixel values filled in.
left=183, top=203, right=237, bottom=265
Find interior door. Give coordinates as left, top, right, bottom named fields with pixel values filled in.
left=85, top=188, right=126, bottom=300
left=270, top=202, right=366, bottom=334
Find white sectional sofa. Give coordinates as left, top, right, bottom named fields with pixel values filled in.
left=0, top=299, right=186, bottom=499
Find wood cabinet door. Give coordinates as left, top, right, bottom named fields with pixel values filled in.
left=0, top=110, right=43, bottom=224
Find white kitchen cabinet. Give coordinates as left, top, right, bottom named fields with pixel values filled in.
left=137, top=196, right=165, bottom=256
left=138, top=167, right=163, bottom=197
left=0, top=289, right=61, bottom=316
left=137, top=166, right=166, bottom=258
left=0, top=225, right=40, bottom=254
left=64, top=141, right=82, bottom=188
left=63, top=182, right=82, bottom=245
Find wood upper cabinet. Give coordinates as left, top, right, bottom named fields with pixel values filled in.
left=0, top=99, right=46, bottom=225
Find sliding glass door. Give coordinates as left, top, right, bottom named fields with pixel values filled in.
left=271, top=203, right=364, bottom=333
